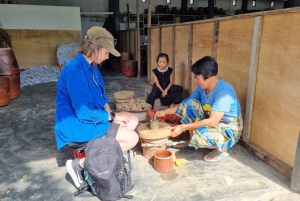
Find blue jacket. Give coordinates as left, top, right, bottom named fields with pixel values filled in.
left=54, top=52, right=110, bottom=150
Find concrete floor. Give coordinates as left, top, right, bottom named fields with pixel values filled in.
left=0, top=68, right=299, bottom=201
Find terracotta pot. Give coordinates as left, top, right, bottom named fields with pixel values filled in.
left=111, top=62, right=121, bottom=73
left=6, top=73, right=20, bottom=99
left=0, top=48, right=20, bottom=75
left=120, top=52, right=130, bottom=63
left=0, top=76, right=10, bottom=106
left=121, top=60, right=137, bottom=77
left=142, top=144, right=166, bottom=160
left=154, top=150, right=173, bottom=173
left=0, top=48, right=20, bottom=99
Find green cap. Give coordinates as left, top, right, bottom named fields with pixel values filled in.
left=85, top=26, right=120, bottom=57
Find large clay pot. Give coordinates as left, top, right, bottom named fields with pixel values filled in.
left=121, top=60, right=137, bottom=77
left=120, top=52, right=130, bottom=63
left=0, top=76, right=10, bottom=106
left=0, top=48, right=21, bottom=99
left=0, top=48, right=20, bottom=75
left=154, top=150, right=173, bottom=173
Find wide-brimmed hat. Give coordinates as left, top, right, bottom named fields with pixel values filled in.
left=85, top=26, right=120, bottom=57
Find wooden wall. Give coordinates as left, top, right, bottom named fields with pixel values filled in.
left=7, top=30, right=82, bottom=68
left=119, top=7, right=300, bottom=179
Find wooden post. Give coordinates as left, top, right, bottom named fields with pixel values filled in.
left=211, top=21, right=219, bottom=60
left=147, top=0, right=152, bottom=83
left=188, top=24, right=193, bottom=95
left=242, top=16, right=262, bottom=142
left=290, top=131, right=300, bottom=193
left=136, top=0, right=141, bottom=78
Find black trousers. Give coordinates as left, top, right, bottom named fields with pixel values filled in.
left=146, top=85, right=183, bottom=108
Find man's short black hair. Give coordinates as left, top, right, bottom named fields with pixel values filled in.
left=191, top=56, right=218, bottom=80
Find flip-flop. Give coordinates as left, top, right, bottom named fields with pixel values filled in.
left=203, top=152, right=229, bottom=162
left=171, top=141, right=193, bottom=149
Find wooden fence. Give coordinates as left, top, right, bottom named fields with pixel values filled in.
left=119, top=7, right=300, bottom=179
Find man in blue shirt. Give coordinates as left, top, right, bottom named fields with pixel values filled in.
left=155, top=56, right=243, bottom=162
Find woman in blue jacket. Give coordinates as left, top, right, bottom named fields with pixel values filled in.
left=54, top=26, right=139, bottom=188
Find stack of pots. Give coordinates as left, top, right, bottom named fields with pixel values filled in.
left=0, top=48, right=21, bottom=106
left=120, top=52, right=137, bottom=77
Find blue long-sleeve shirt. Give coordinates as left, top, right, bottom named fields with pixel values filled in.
left=54, top=52, right=110, bottom=150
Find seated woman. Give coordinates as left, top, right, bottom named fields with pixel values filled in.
left=146, top=53, right=183, bottom=108
left=155, top=56, right=243, bottom=162
left=54, top=26, right=139, bottom=188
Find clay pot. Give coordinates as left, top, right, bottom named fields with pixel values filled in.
left=0, top=48, right=20, bottom=76
left=120, top=52, right=130, bottom=63
left=0, top=76, right=10, bottom=106
left=6, top=73, right=20, bottom=99
left=154, top=150, right=173, bottom=173
left=188, top=7, right=195, bottom=15
left=0, top=48, right=20, bottom=99
left=171, top=7, right=179, bottom=14
left=142, top=144, right=166, bottom=160
left=164, top=5, right=170, bottom=14
left=149, top=120, right=159, bottom=130
left=121, top=60, right=137, bottom=77
left=156, top=5, right=164, bottom=14
left=111, top=62, right=121, bottom=73
left=197, top=7, right=204, bottom=15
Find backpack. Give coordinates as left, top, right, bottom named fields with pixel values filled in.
left=74, top=132, right=134, bottom=201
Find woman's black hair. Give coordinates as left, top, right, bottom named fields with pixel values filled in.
left=191, top=56, right=218, bottom=80
left=156, top=53, right=169, bottom=63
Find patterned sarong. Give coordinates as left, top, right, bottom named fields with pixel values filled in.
left=175, top=98, right=243, bottom=152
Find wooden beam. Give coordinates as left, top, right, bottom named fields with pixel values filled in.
left=147, top=0, right=152, bottom=83
left=239, top=141, right=293, bottom=179
left=291, top=131, right=300, bottom=193
left=136, top=0, right=141, bottom=78
left=211, top=20, right=219, bottom=60
left=188, top=24, right=193, bottom=95
left=241, top=0, right=248, bottom=12
left=242, top=16, right=262, bottom=142
left=207, top=0, right=214, bottom=19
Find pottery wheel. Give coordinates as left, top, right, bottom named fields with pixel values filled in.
left=114, top=91, right=135, bottom=100
left=137, top=122, right=171, bottom=143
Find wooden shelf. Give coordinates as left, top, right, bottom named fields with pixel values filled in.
left=80, top=12, right=113, bottom=15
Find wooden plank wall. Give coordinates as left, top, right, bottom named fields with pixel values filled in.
left=120, top=8, right=300, bottom=176
left=161, top=27, right=173, bottom=69
left=251, top=12, right=300, bottom=167
left=191, top=22, right=214, bottom=92
left=174, top=25, right=190, bottom=98
left=6, top=30, right=82, bottom=68
left=149, top=28, right=160, bottom=85
left=119, top=30, right=138, bottom=62
left=217, top=17, right=255, bottom=120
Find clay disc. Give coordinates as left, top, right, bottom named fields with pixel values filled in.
left=114, top=91, right=135, bottom=100
left=137, top=122, right=171, bottom=142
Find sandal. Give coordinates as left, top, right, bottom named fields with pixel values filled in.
left=203, top=152, right=229, bottom=162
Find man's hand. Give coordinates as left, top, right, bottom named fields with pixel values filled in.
left=171, top=125, right=183, bottom=138
left=154, top=110, right=166, bottom=120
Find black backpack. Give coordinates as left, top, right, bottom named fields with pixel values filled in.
left=74, top=132, right=134, bottom=201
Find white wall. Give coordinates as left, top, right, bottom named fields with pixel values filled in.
left=0, top=4, right=81, bottom=30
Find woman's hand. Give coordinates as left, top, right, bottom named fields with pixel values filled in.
left=114, top=112, right=130, bottom=126
left=161, top=90, right=168, bottom=98
left=154, top=110, right=166, bottom=120
left=171, top=125, right=183, bottom=138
